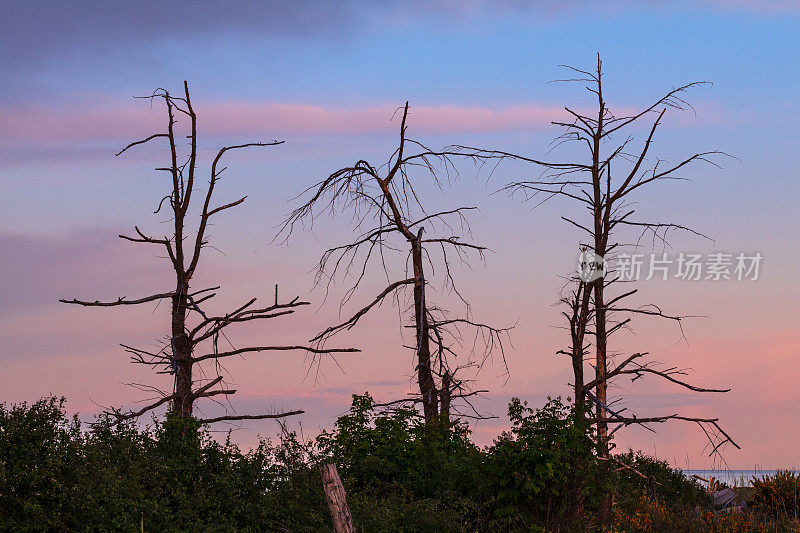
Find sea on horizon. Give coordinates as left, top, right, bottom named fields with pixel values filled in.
left=682, top=469, right=793, bottom=487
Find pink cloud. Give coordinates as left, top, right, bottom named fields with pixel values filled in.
left=0, top=99, right=728, bottom=170
left=0, top=101, right=569, bottom=147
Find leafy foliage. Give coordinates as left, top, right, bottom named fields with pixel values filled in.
left=0, top=397, right=328, bottom=532
left=0, top=397, right=83, bottom=532
left=751, top=470, right=800, bottom=521
left=0, top=395, right=768, bottom=532
left=316, top=393, right=484, bottom=531
left=483, top=397, right=605, bottom=531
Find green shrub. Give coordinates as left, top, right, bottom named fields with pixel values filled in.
left=3, top=394, right=764, bottom=532
left=612, top=449, right=709, bottom=512
left=317, top=393, right=484, bottom=531
left=609, top=451, right=712, bottom=532
left=0, top=396, right=331, bottom=531
left=751, top=469, right=800, bottom=521
left=0, top=397, right=83, bottom=532
left=483, top=396, right=604, bottom=531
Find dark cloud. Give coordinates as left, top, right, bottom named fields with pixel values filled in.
left=0, top=0, right=790, bottom=72
left=0, top=0, right=357, bottom=102
left=0, top=1, right=353, bottom=67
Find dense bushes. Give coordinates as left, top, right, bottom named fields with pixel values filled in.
left=609, top=453, right=710, bottom=532
left=0, top=397, right=83, bottom=531
left=612, top=450, right=709, bottom=513
left=316, top=394, right=484, bottom=531
left=751, top=470, right=800, bottom=522
left=0, top=394, right=758, bottom=532
left=0, top=397, right=329, bottom=532
left=318, top=394, right=600, bottom=530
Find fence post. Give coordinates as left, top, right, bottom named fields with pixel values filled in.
left=320, top=463, right=355, bottom=533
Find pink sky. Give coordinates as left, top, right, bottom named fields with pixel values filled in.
left=1, top=174, right=796, bottom=469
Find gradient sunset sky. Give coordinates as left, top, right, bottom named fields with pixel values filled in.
left=1, top=1, right=798, bottom=469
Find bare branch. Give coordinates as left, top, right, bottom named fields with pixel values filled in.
left=60, top=292, right=174, bottom=307
left=97, top=394, right=176, bottom=426
left=310, top=278, right=415, bottom=343
left=194, top=345, right=360, bottom=363
left=197, top=410, right=304, bottom=424
left=115, top=133, right=169, bottom=156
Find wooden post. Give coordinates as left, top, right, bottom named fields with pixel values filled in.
left=320, top=463, right=354, bottom=533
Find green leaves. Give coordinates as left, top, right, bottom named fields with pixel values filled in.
left=0, top=397, right=82, bottom=532
left=483, top=397, right=603, bottom=530
left=0, top=394, right=724, bottom=531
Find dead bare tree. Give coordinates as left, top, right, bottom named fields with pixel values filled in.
left=496, top=54, right=739, bottom=526
left=61, top=82, right=357, bottom=427
left=279, top=103, right=511, bottom=424
left=494, top=55, right=738, bottom=453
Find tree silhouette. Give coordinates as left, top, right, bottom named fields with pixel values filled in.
left=280, top=103, right=511, bottom=423
left=61, top=82, right=357, bottom=426
left=496, top=55, right=739, bottom=523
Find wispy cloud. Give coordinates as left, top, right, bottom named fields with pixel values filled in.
left=0, top=101, right=567, bottom=147
left=0, top=98, right=726, bottom=165
left=0, top=229, right=168, bottom=316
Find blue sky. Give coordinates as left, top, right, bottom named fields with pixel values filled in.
left=3, top=2, right=799, bottom=106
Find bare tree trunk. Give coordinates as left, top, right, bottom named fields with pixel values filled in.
left=412, top=234, right=438, bottom=422
left=594, top=283, right=609, bottom=455
left=567, top=280, right=592, bottom=413
left=591, top=75, right=610, bottom=460
left=320, top=464, right=355, bottom=533
left=572, top=356, right=585, bottom=412
left=172, top=280, right=193, bottom=417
